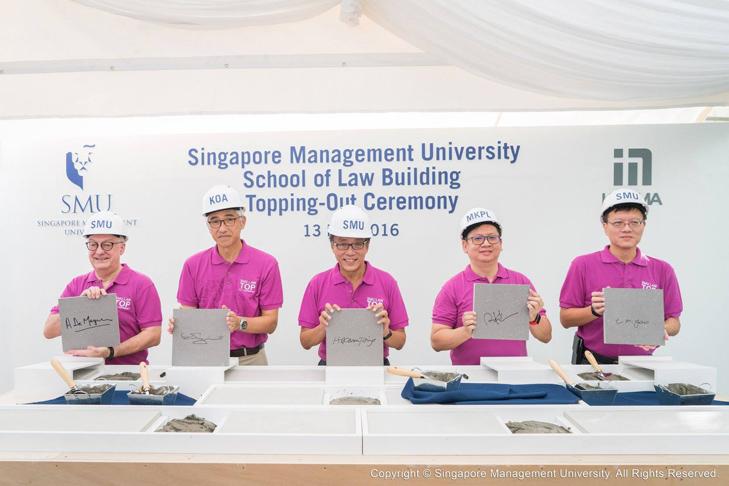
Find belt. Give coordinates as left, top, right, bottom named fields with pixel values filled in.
left=230, top=344, right=263, bottom=357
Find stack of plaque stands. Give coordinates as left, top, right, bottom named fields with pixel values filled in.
left=224, top=365, right=325, bottom=384
left=0, top=405, right=363, bottom=455
left=559, top=361, right=656, bottom=392
left=480, top=356, right=561, bottom=384
left=384, top=364, right=497, bottom=385
left=12, top=356, right=170, bottom=402
left=14, top=356, right=106, bottom=403
left=196, top=382, right=402, bottom=407
left=163, top=357, right=238, bottom=399
left=361, top=405, right=729, bottom=455
left=618, top=355, right=717, bottom=391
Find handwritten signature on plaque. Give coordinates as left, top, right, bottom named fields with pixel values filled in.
left=615, top=318, right=650, bottom=329
left=65, top=316, right=113, bottom=333
left=483, top=310, right=518, bottom=325
left=181, top=332, right=224, bottom=345
left=332, top=336, right=377, bottom=347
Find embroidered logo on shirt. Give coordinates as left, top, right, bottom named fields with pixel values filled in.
left=366, top=297, right=384, bottom=307
left=116, top=297, right=132, bottom=310
left=239, top=279, right=257, bottom=293
left=641, top=281, right=658, bottom=290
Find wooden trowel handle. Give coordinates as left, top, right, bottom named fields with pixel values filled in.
left=139, top=362, right=150, bottom=389
left=548, top=360, right=573, bottom=386
left=50, top=359, right=77, bottom=389
left=387, top=367, right=424, bottom=379
left=584, top=351, right=604, bottom=373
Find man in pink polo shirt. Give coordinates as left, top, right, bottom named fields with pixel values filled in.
left=43, top=211, right=162, bottom=364
left=298, top=205, right=408, bottom=365
left=431, top=208, right=552, bottom=365
left=173, top=184, right=283, bottom=365
left=560, top=188, right=682, bottom=364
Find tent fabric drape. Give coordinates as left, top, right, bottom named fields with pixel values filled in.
left=71, top=0, right=729, bottom=102
left=72, top=0, right=340, bottom=26
left=362, top=0, right=729, bottom=101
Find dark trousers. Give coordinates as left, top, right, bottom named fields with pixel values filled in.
left=571, top=335, right=619, bottom=365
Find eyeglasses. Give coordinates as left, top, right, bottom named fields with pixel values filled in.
left=207, top=216, right=240, bottom=229
left=332, top=241, right=368, bottom=251
left=467, top=234, right=501, bottom=245
left=607, top=219, right=645, bottom=229
left=86, top=240, right=124, bottom=251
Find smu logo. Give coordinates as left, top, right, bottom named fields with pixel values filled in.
left=60, top=144, right=113, bottom=215
left=65, top=144, right=95, bottom=190
left=117, top=297, right=132, bottom=310
left=239, top=279, right=257, bottom=293
left=366, top=297, right=384, bottom=307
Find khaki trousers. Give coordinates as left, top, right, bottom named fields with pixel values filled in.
left=237, top=348, right=268, bottom=366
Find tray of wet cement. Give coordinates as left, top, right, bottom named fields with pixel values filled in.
left=329, top=396, right=381, bottom=405
left=506, top=420, right=571, bottom=434
left=128, top=385, right=180, bottom=405
left=655, top=383, right=715, bottom=405
left=156, top=414, right=217, bottom=433
left=64, top=384, right=116, bottom=404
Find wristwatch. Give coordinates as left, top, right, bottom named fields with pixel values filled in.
left=240, top=318, right=248, bottom=331
left=383, top=330, right=393, bottom=340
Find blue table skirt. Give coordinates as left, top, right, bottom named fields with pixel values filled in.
left=29, top=390, right=196, bottom=406
left=401, top=379, right=580, bottom=405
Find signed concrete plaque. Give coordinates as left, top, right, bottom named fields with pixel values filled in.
left=603, top=288, right=665, bottom=346
left=326, top=309, right=383, bottom=366
left=473, top=284, right=530, bottom=340
left=172, top=309, right=229, bottom=366
left=59, top=294, right=120, bottom=351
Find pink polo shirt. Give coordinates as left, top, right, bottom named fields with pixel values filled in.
left=432, top=264, right=546, bottom=365
left=559, top=246, right=683, bottom=358
left=177, top=241, right=283, bottom=351
left=50, top=264, right=162, bottom=365
left=298, top=262, right=409, bottom=361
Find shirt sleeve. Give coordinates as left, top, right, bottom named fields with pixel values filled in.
left=49, top=278, right=82, bottom=314
left=432, top=283, right=458, bottom=328
left=135, top=282, right=163, bottom=328
left=386, top=279, right=409, bottom=330
left=258, top=260, right=284, bottom=310
left=559, top=257, right=587, bottom=309
left=176, top=260, right=199, bottom=307
left=297, top=278, right=320, bottom=329
left=661, top=262, right=683, bottom=318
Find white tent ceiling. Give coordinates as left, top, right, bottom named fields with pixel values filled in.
left=1, top=0, right=728, bottom=119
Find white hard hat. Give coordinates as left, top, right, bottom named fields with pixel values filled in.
left=601, top=188, right=648, bottom=215
left=328, top=205, right=372, bottom=238
left=83, top=211, right=127, bottom=238
left=202, top=184, right=244, bottom=215
left=460, top=208, right=500, bottom=235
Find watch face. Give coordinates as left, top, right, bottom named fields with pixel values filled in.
left=240, top=319, right=248, bottom=330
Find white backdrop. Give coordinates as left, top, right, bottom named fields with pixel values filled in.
left=1, top=123, right=728, bottom=393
